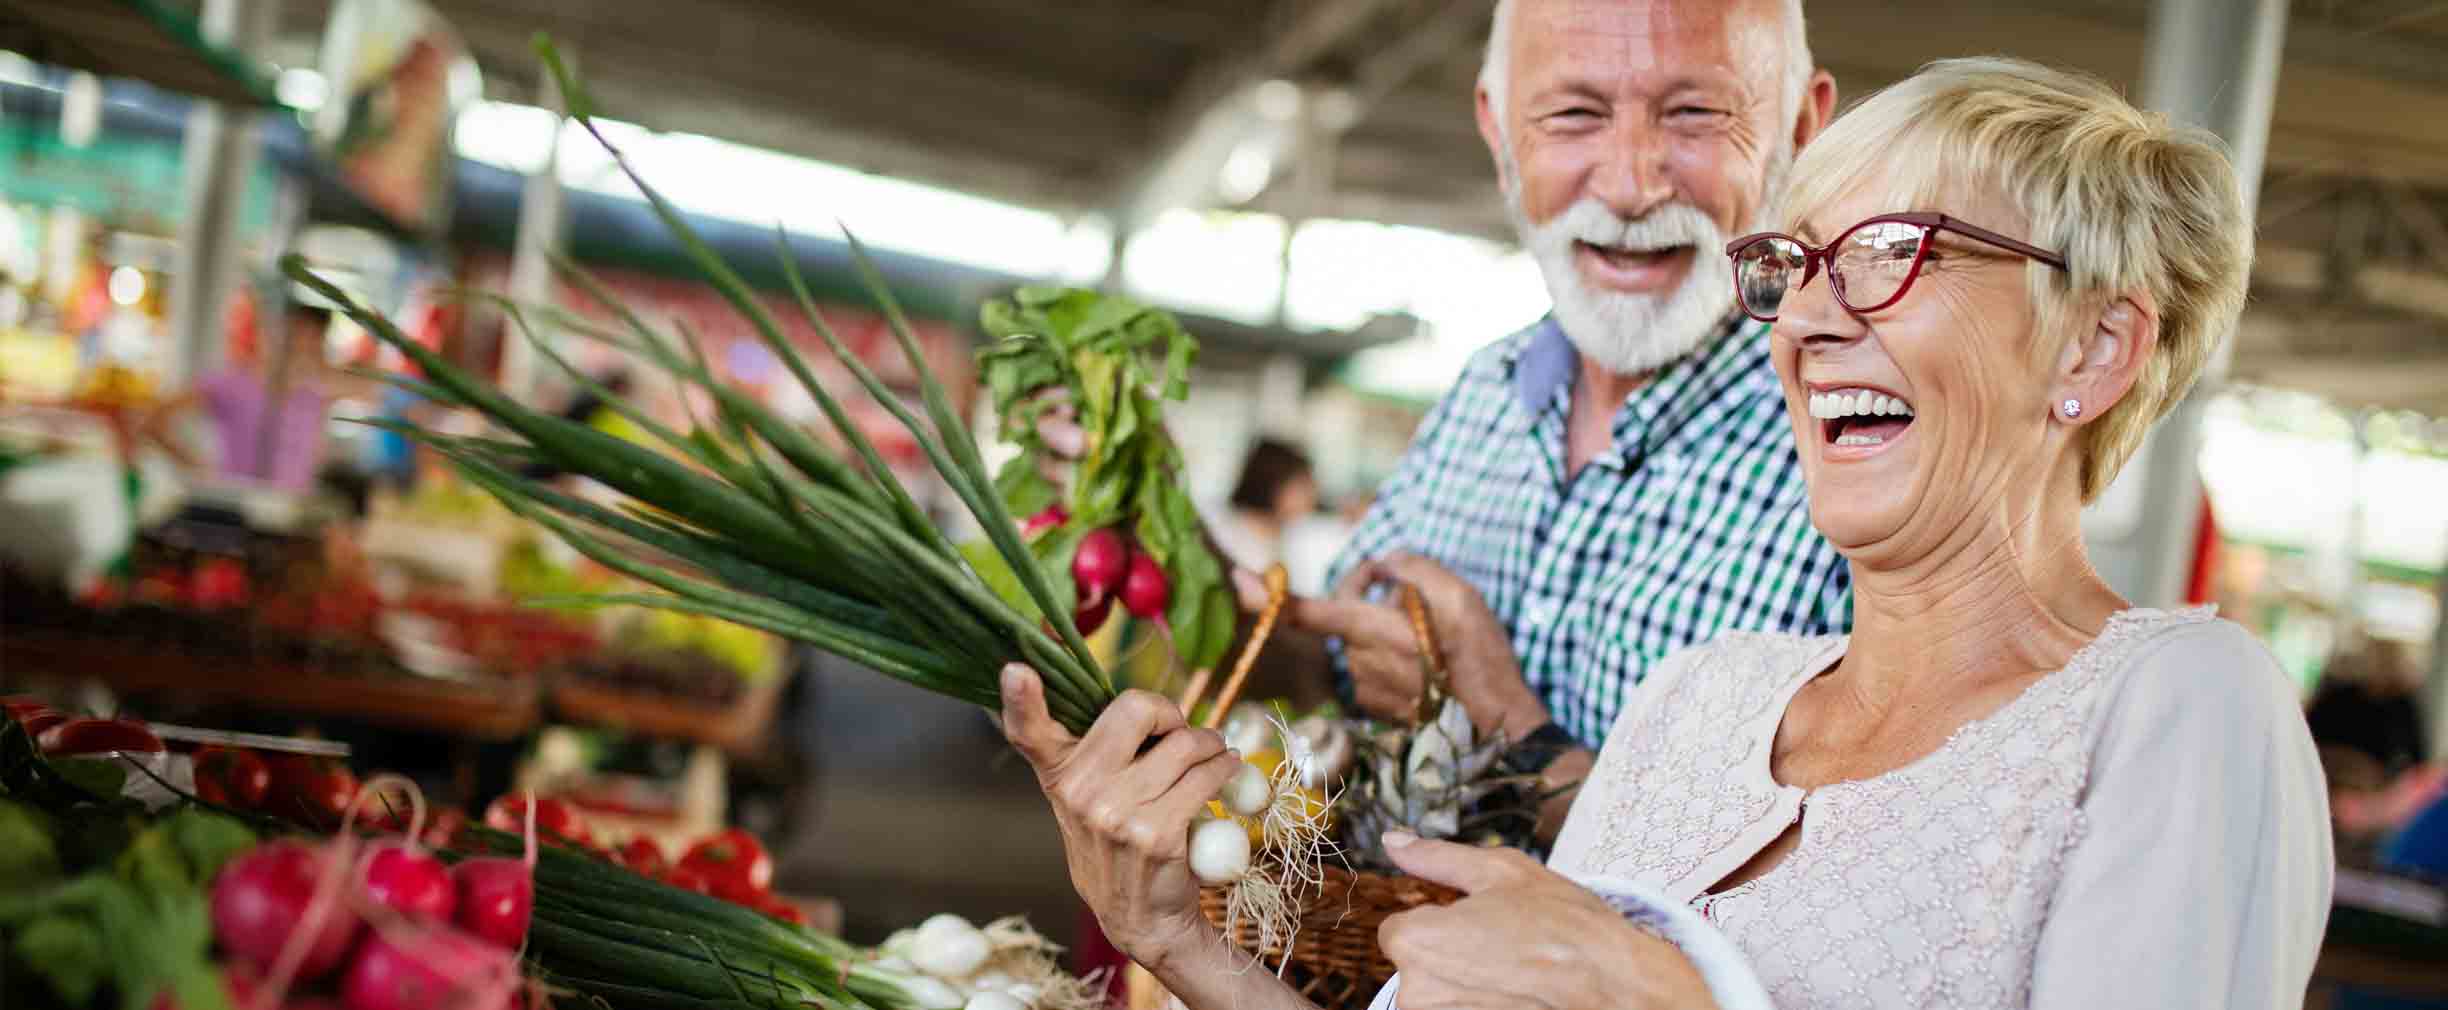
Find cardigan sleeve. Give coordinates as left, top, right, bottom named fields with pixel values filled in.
left=2027, top=620, right=2333, bottom=1010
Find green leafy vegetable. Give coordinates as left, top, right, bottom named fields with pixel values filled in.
left=976, top=287, right=1236, bottom=671
left=0, top=798, right=59, bottom=889
left=15, top=913, right=107, bottom=1005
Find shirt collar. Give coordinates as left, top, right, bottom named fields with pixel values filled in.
left=1512, top=316, right=1577, bottom=415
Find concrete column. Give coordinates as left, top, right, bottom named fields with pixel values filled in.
left=2091, top=0, right=2289, bottom=606
left=500, top=57, right=570, bottom=402
left=166, top=0, right=275, bottom=389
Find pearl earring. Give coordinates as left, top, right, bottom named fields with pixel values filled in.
left=2060, top=399, right=2083, bottom=419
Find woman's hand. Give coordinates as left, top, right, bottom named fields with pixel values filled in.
left=998, top=664, right=1242, bottom=971
left=1379, top=833, right=1717, bottom=1010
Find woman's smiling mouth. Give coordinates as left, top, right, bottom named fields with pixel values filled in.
left=1807, top=386, right=1917, bottom=456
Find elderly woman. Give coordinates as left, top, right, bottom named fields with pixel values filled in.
left=996, top=57, right=2330, bottom=1010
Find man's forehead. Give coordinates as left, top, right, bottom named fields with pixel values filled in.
left=1513, top=0, right=1776, bottom=81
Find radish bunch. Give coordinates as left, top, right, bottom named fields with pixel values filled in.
left=1065, top=528, right=1171, bottom=636
left=205, top=777, right=533, bottom=1010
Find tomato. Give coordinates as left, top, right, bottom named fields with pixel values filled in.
left=194, top=746, right=271, bottom=809
left=679, top=828, right=772, bottom=903
left=38, top=718, right=165, bottom=755
left=188, top=558, right=251, bottom=609
left=422, top=807, right=468, bottom=850
left=484, top=795, right=592, bottom=848
left=752, top=892, right=807, bottom=926
left=264, top=753, right=358, bottom=829
left=661, top=865, right=715, bottom=895
left=15, top=709, right=66, bottom=738
left=615, top=837, right=668, bottom=878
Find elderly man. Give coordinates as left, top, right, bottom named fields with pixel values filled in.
left=1237, top=0, right=1845, bottom=831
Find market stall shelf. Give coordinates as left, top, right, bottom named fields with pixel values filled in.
left=546, top=667, right=788, bottom=755
left=0, top=625, right=540, bottom=739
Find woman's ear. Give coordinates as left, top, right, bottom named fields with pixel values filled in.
left=2051, top=291, right=2159, bottom=426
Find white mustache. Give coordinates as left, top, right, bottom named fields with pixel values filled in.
left=1536, top=199, right=1725, bottom=254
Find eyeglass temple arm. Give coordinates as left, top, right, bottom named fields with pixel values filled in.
left=1937, top=215, right=2068, bottom=270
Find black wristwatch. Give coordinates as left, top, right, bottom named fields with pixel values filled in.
left=1498, top=721, right=1580, bottom=777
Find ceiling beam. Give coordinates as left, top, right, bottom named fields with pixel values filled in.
left=1109, top=0, right=1409, bottom=225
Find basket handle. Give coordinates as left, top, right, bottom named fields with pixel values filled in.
left=1194, top=564, right=1287, bottom=729
left=1399, top=583, right=1449, bottom=726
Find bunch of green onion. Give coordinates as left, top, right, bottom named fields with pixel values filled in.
left=283, top=37, right=1116, bottom=734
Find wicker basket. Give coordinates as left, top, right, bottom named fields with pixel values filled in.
left=1198, top=865, right=1463, bottom=1010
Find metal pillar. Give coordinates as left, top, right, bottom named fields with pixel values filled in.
left=2427, top=557, right=2448, bottom=750
left=166, top=0, right=274, bottom=388
left=500, top=56, right=570, bottom=402
left=2092, top=0, right=2289, bottom=606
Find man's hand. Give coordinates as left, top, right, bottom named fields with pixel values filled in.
left=996, top=665, right=1238, bottom=971
left=1240, top=553, right=1547, bottom=740
left=1378, top=834, right=1717, bottom=1010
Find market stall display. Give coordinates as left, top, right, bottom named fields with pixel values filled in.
left=2, top=704, right=1103, bottom=1010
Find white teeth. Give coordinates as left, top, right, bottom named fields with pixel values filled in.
left=1806, top=387, right=1916, bottom=420
left=1835, top=431, right=1886, bottom=446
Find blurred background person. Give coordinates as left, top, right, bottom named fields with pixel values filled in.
left=1206, top=437, right=1319, bottom=580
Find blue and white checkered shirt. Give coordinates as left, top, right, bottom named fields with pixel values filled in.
left=1327, top=314, right=1852, bottom=748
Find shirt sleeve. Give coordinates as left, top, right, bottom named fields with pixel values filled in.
left=2028, top=620, right=2333, bottom=1010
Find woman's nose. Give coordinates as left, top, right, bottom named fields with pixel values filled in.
left=1775, top=263, right=1866, bottom=351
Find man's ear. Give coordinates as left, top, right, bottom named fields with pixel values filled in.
left=1476, top=83, right=1511, bottom=194
left=1792, top=69, right=1838, bottom=152
left=2051, top=291, right=2160, bottom=426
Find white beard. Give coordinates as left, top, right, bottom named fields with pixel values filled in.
left=1504, top=145, right=1791, bottom=377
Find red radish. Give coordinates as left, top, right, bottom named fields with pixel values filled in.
left=1071, top=528, right=1128, bottom=602
left=1020, top=504, right=1067, bottom=538
left=1120, top=550, right=1170, bottom=620
left=362, top=845, right=457, bottom=921
left=1073, top=594, right=1114, bottom=635
left=340, top=931, right=509, bottom=1010
left=211, top=841, right=363, bottom=980
left=39, top=718, right=164, bottom=755
left=456, top=790, right=539, bottom=952
left=452, top=857, right=532, bottom=951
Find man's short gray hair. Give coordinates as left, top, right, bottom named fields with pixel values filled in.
left=1479, top=0, right=1814, bottom=148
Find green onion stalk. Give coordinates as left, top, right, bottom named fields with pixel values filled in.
left=282, top=34, right=1126, bottom=733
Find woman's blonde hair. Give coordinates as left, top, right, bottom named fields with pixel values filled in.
left=1779, top=57, right=2252, bottom=502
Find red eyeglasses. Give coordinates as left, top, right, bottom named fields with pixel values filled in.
left=1724, top=212, right=2069, bottom=323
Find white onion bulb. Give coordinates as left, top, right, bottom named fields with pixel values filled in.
left=964, top=993, right=1029, bottom=1010
left=898, top=977, right=966, bottom=1010
left=911, top=915, right=991, bottom=979
left=1217, top=761, right=1272, bottom=818
left=1189, top=816, right=1252, bottom=884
